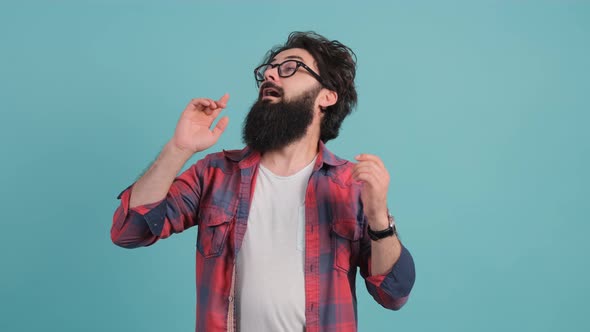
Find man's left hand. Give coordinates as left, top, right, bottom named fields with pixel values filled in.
left=352, top=154, right=390, bottom=229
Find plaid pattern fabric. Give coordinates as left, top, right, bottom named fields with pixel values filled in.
left=111, top=142, right=415, bottom=331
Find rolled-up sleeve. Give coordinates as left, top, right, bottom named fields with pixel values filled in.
left=110, top=162, right=202, bottom=249
left=361, top=244, right=416, bottom=310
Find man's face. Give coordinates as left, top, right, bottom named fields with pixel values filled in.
left=242, top=48, right=325, bottom=153
left=257, top=48, right=323, bottom=104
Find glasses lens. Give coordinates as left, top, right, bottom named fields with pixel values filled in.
left=255, top=64, right=271, bottom=82
left=279, top=61, right=298, bottom=77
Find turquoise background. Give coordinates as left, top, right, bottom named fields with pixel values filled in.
left=1, top=1, right=588, bottom=331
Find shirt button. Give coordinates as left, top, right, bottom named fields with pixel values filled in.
left=228, top=296, right=234, bottom=302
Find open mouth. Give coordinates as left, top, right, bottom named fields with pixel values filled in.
left=262, top=88, right=282, bottom=98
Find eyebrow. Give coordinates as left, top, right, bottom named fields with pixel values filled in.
left=271, top=55, right=305, bottom=63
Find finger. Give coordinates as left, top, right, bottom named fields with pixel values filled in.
left=207, top=98, right=219, bottom=110
left=355, top=153, right=385, bottom=168
left=190, top=98, right=211, bottom=110
left=212, top=116, right=229, bottom=137
left=352, top=170, right=381, bottom=186
left=353, top=161, right=383, bottom=176
left=352, top=163, right=375, bottom=176
left=355, top=162, right=389, bottom=180
left=353, top=171, right=378, bottom=185
left=353, top=163, right=376, bottom=174
left=354, top=161, right=386, bottom=179
left=201, top=99, right=220, bottom=115
left=353, top=160, right=380, bottom=170
left=354, top=154, right=384, bottom=169
left=208, top=102, right=228, bottom=120
left=217, top=93, right=230, bottom=108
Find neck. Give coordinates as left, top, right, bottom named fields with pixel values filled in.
left=260, top=135, right=319, bottom=177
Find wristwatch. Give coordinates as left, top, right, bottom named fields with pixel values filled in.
left=367, top=213, right=397, bottom=241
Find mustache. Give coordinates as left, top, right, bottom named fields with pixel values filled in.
left=259, top=82, right=284, bottom=98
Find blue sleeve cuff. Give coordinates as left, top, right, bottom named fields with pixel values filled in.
left=381, top=245, right=416, bottom=298
left=143, top=199, right=167, bottom=236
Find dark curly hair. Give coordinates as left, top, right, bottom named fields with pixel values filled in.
left=259, top=31, right=358, bottom=143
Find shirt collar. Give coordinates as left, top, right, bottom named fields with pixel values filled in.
left=223, top=141, right=348, bottom=170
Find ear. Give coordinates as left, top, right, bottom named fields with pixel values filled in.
left=318, top=89, right=338, bottom=110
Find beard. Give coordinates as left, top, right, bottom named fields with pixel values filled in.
left=242, top=85, right=321, bottom=154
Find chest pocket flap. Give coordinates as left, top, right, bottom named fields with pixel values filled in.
left=197, top=206, right=233, bottom=258
left=331, top=218, right=362, bottom=272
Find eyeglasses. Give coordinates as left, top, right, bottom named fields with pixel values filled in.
left=254, top=60, right=325, bottom=87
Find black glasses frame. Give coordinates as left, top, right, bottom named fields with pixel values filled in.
left=254, top=60, right=325, bottom=87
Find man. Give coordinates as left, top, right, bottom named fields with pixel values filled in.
left=111, top=31, right=415, bottom=332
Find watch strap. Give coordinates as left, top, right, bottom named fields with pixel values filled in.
left=367, top=214, right=397, bottom=241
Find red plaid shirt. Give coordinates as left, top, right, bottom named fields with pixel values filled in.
left=111, top=142, right=415, bottom=332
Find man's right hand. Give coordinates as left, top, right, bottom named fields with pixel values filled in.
left=170, top=93, right=230, bottom=155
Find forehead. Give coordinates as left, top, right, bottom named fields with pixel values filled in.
left=272, top=48, right=316, bottom=68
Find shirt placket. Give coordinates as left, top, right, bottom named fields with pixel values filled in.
left=227, top=266, right=236, bottom=332
left=304, top=171, right=320, bottom=332
left=227, top=162, right=258, bottom=332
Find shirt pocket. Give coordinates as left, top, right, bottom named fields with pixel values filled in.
left=331, top=219, right=362, bottom=273
left=196, top=206, right=234, bottom=258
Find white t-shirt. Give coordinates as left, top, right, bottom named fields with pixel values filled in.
left=236, top=157, right=316, bottom=332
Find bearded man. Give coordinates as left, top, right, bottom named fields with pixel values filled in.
left=111, top=31, right=416, bottom=332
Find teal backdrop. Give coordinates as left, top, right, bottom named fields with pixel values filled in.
left=1, top=1, right=588, bottom=331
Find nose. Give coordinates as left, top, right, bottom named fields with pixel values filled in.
left=264, top=64, right=279, bottom=83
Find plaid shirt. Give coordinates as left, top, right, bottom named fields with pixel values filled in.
left=111, top=142, right=415, bottom=332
